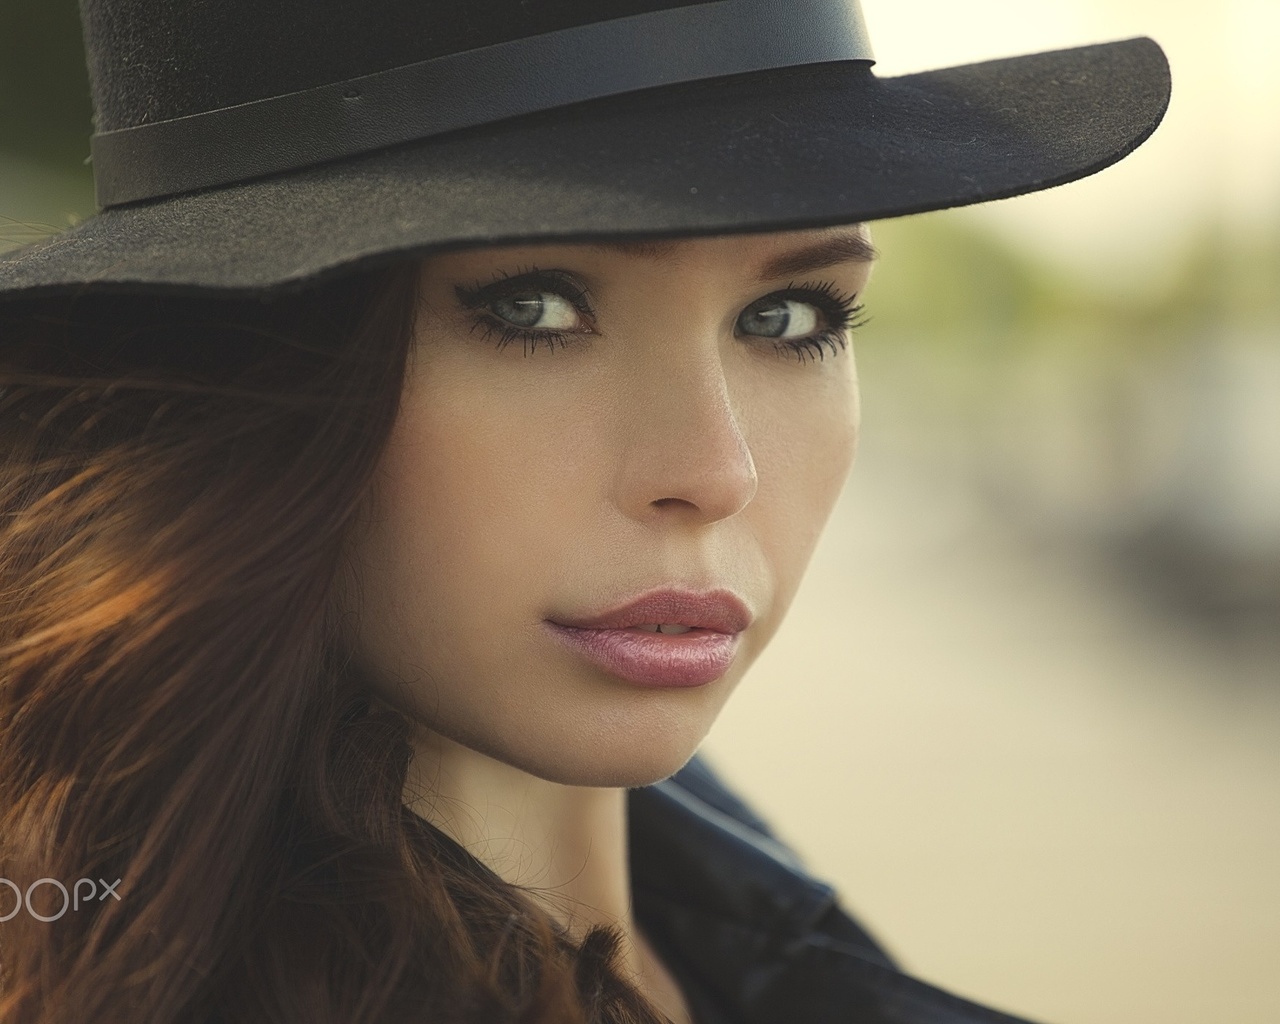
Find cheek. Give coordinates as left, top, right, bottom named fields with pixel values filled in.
left=746, top=362, right=859, bottom=620
left=350, top=362, right=604, bottom=700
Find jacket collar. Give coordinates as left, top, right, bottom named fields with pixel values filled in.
left=628, top=757, right=1041, bottom=1024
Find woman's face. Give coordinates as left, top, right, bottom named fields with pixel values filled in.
left=347, top=227, right=874, bottom=787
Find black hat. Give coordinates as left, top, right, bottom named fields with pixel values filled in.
left=0, top=0, right=1170, bottom=301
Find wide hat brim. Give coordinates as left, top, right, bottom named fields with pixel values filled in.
left=0, top=38, right=1169, bottom=302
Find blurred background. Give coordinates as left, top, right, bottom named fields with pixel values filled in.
left=2, top=2, right=1276, bottom=1023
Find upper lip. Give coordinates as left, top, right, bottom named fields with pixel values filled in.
left=550, top=588, right=753, bottom=634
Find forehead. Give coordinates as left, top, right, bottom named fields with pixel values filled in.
left=595, top=227, right=877, bottom=278
left=434, top=225, right=877, bottom=282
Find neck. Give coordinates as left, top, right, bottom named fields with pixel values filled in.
left=401, top=727, right=692, bottom=1023
left=405, top=727, right=632, bottom=935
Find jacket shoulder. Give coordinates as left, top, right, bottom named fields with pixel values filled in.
left=628, top=755, right=1046, bottom=1024
left=630, top=754, right=898, bottom=968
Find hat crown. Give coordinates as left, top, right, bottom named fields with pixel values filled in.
left=80, top=0, right=712, bottom=132
left=83, top=0, right=876, bottom=207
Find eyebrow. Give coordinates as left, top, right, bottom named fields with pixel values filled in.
left=589, top=231, right=879, bottom=281
left=757, top=232, right=879, bottom=280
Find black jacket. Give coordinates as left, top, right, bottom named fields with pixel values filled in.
left=629, top=757, right=1041, bottom=1024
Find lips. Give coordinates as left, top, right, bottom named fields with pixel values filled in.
left=544, top=589, right=752, bottom=688
left=549, top=589, right=752, bottom=634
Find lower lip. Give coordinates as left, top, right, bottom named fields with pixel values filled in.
left=544, top=623, right=741, bottom=688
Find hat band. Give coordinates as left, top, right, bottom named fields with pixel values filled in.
left=89, top=0, right=874, bottom=209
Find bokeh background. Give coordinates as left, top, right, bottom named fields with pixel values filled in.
left=2, top=2, right=1277, bottom=1023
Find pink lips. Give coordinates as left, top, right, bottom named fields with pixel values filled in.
left=545, top=589, right=752, bottom=688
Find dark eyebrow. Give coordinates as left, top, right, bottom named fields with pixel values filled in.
left=587, top=231, right=878, bottom=280
left=756, top=232, right=879, bottom=280
left=590, top=239, right=682, bottom=260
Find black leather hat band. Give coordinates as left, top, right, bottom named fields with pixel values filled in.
left=89, top=0, right=874, bottom=208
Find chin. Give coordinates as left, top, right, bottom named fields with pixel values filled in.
left=474, top=702, right=717, bottom=789
left=523, top=753, right=700, bottom=790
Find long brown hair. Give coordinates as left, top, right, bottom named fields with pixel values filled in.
left=0, top=266, right=668, bottom=1024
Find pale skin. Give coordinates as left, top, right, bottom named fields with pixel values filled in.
left=344, top=226, right=876, bottom=1021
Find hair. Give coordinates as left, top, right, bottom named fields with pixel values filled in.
left=0, top=265, right=669, bottom=1024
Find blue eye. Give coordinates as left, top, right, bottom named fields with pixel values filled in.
left=738, top=297, right=821, bottom=340
left=455, top=268, right=596, bottom=355
left=738, top=282, right=868, bottom=363
left=489, top=290, right=582, bottom=332
left=453, top=270, right=867, bottom=361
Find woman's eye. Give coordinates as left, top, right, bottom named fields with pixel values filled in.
left=735, top=284, right=865, bottom=363
left=454, top=270, right=597, bottom=354
left=489, top=290, right=583, bottom=332
left=737, top=297, right=821, bottom=339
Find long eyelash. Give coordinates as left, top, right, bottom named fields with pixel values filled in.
left=467, top=319, right=577, bottom=356
left=766, top=279, right=870, bottom=364
left=452, top=271, right=870, bottom=361
left=454, top=265, right=596, bottom=356
left=455, top=265, right=597, bottom=316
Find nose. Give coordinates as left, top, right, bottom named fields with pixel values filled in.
left=612, top=348, right=758, bottom=525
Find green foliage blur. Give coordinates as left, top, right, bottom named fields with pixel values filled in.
left=869, top=215, right=1280, bottom=356
left=0, top=0, right=91, bottom=162
left=0, top=0, right=94, bottom=247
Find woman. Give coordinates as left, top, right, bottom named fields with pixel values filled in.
left=0, top=1, right=1169, bottom=1022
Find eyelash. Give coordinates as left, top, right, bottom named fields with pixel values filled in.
left=453, top=267, right=868, bottom=361
left=455, top=267, right=596, bottom=356
left=765, top=280, right=869, bottom=363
